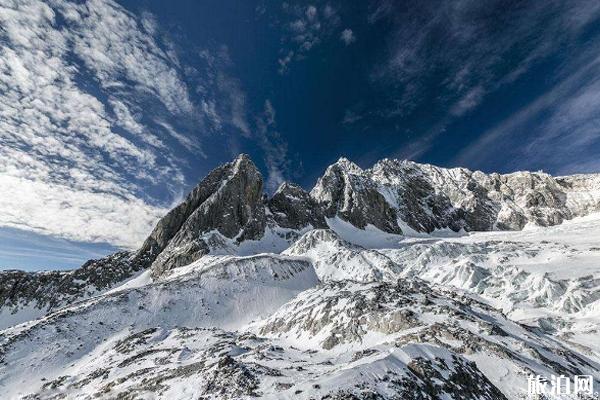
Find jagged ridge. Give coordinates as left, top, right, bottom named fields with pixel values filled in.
left=3, top=154, right=600, bottom=319
left=2, top=154, right=600, bottom=399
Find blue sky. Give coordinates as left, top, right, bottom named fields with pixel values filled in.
left=2, top=0, right=600, bottom=270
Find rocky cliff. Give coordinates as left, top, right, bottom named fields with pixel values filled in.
left=3, top=154, right=600, bottom=399
left=312, top=157, right=600, bottom=233
left=2, top=154, right=599, bottom=318
left=143, top=155, right=600, bottom=278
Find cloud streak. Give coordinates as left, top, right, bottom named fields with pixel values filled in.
left=0, top=0, right=212, bottom=248
left=455, top=44, right=600, bottom=174
left=367, top=0, right=600, bottom=160
left=256, top=99, right=292, bottom=192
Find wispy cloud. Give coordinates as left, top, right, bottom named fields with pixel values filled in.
left=0, top=0, right=216, bottom=248
left=276, top=2, right=342, bottom=73
left=340, top=29, right=355, bottom=46
left=0, top=175, right=164, bottom=249
left=368, top=0, right=600, bottom=157
left=59, top=0, right=197, bottom=118
left=194, top=45, right=254, bottom=138
left=255, top=99, right=292, bottom=192
left=455, top=46, right=600, bottom=174
left=217, top=72, right=252, bottom=137
left=342, top=109, right=363, bottom=125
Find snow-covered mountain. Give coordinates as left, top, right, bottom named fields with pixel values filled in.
left=2, top=154, right=600, bottom=399
left=312, top=157, right=600, bottom=233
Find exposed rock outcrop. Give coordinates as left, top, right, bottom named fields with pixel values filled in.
left=268, top=182, right=327, bottom=230
left=311, top=158, right=403, bottom=234
left=0, top=251, right=135, bottom=328
left=146, top=154, right=266, bottom=277
left=137, top=155, right=600, bottom=278
left=312, top=157, right=600, bottom=234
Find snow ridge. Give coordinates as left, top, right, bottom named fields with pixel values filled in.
left=2, top=154, right=600, bottom=399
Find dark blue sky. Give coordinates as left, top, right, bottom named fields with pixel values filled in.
left=123, top=0, right=600, bottom=188
left=2, top=0, right=600, bottom=270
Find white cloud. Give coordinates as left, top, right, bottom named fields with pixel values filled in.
left=155, top=119, right=205, bottom=156
left=455, top=48, right=600, bottom=174
left=278, top=50, right=295, bottom=74
left=1, top=175, right=166, bottom=249
left=276, top=2, right=341, bottom=73
left=256, top=100, right=291, bottom=192
left=290, top=19, right=306, bottom=33
left=305, top=5, right=317, bottom=21
left=109, top=98, right=166, bottom=150
left=264, top=99, right=276, bottom=125
left=323, top=4, right=336, bottom=19
left=341, top=109, right=362, bottom=124
left=449, top=85, right=484, bottom=116
left=340, top=29, right=355, bottom=45
left=0, top=0, right=206, bottom=249
left=216, top=72, right=251, bottom=137
left=57, top=0, right=196, bottom=117
left=196, top=45, right=254, bottom=137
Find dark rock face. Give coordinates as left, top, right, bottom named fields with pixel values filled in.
left=148, top=156, right=332, bottom=278
left=135, top=160, right=236, bottom=267
left=373, top=160, right=499, bottom=232
left=3, top=154, right=600, bottom=322
left=0, top=251, right=135, bottom=319
left=312, top=158, right=600, bottom=234
left=268, top=182, right=327, bottom=230
left=149, top=154, right=266, bottom=277
left=310, top=158, right=402, bottom=234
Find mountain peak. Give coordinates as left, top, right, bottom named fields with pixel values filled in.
left=331, top=156, right=363, bottom=174
left=135, top=154, right=600, bottom=278
left=269, top=181, right=328, bottom=230
left=274, top=181, right=301, bottom=194
left=232, top=153, right=255, bottom=170
left=135, top=154, right=266, bottom=277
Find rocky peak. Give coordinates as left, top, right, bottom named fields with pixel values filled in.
left=331, top=156, right=364, bottom=174
left=81, top=155, right=600, bottom=280
left=147, top=154, right=266, bottom=277
left=230, top=153, right=255, bottom=174
left=272, top=181, right=302, bottom=196
left=135, top=161, right=233, bottom=266
left=310, top=156, right=600, bottom=234
left=268, top=182, right=327, bottom=230
left=311, top=157, right=403, bottom=234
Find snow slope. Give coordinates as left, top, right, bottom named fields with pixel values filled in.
left=2, top=214, right=600, bottom=399
left=0, top=254, right=318, bottom=398
left=255, top=280, right=600, bottom=399
left=301, top=212, right=600, bottom=361
left=3, top=155, right=600, bottom=399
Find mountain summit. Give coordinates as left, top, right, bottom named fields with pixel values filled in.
left=137, top=154, right=267, bottom=277
left=2, top=154, right=600, bottom=311
left=2, top=155, right=600, bottom=399
left=140, top=154, right=600, bottom=277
